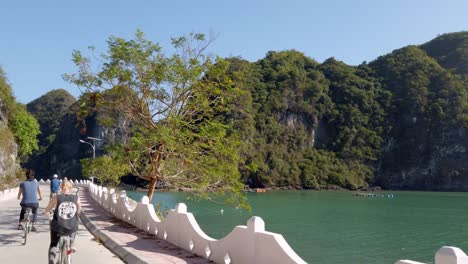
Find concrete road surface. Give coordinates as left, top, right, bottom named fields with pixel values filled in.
left=0, top=185, right=123, bottom=264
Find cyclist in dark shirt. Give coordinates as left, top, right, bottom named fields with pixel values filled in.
left=44, top=180, right=81, bottom=263
left=17, top=169, right=43, bottom=231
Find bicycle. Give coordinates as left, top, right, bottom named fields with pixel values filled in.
left=21, top=207, right=33, bottom=245
left=48, top=189, right=79, bottom=264
left=48, top=209, right=75, bottom=264
left=55, top=234, right=73, bottom=264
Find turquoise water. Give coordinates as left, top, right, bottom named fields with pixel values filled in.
left=126, top=190, right=468, bottom=264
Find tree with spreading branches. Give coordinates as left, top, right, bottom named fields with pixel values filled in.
left=65, top=31, right=248, bottom=208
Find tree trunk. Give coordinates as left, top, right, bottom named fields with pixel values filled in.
left=146, top=143, right=164, bottom=203
left=147, top=177, right=158, bottom=202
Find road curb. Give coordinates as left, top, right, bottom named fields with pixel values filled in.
left=79, top=200, right=148, bottom=264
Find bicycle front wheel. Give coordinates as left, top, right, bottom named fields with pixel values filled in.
left=59, top=238, right=71, bottom=264
left=23, top=223, right=28, bottom=245
left=60, top=240, right=66, bottom=264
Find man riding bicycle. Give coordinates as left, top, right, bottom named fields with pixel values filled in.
left=50, top=174, right=60, bottom=199
left=44, top=180, right=81, bottom=263
left=17, top=169, right=43, bottom=231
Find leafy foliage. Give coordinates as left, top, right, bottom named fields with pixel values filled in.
left=81, top=155, right=130, bottom=187
left=0, top=69, right=17, bottom=117
left=8, top=105, right=40, bottom=158
left=247, top=50, right=332, bottom=187
left=0, top=67, right=40, bottom=160
left=318, top=58, right=390, bottom=161
left=66, top=31, right=248, bottom=208
left=298, top=149, right=373, bottom=190
left=420, top=31, right=468, bottom=79
left=223, top=51, right=386, bottom=189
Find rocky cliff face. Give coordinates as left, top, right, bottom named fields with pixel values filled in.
left=0, top=99, right=18, bottom=180
left=30, top=102, right=130, bottom=180
left=0, top=128, right=18, bottom=180
left=369, top=37, right=468, bottom=191
left=434, top=128, right=468, bottom=190
left=378, top=127, right=468, bottom=190
left=376, top=137, right=468, bottom=191
left=0, top=99, right=5, bottom=123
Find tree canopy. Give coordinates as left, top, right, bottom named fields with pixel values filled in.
left=65, top=31, right=248, bottom=208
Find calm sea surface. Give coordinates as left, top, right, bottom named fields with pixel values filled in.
left=126, top=190, right=468, bottom=264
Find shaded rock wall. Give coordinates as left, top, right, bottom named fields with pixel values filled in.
left=30, top=103, right=130, bottom=180
left=0, top=99, right=18, bottom=180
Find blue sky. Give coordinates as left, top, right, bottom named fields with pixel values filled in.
left=1, top=0, right=467, bottom=103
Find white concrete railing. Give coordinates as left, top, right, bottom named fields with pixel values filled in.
left=85, top=181, right=307, bottom=264
left=82, top=181, right=468, bottom=264
left=0, top=186, right=19, bottom=201
left=0, top=179, right=84, bottom=201
left=40, top=179, right=81, bottom=184
left=396, top=246, right=468, bottom=264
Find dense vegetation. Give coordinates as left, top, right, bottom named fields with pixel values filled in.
left=222, top=32, right=467, bottom=190
left=0, top=67, right=39, bottom=189
left=27, top=89, right=76, bottom=155
left=66, top=32, right=248, bottom=207
left=223, top=52, right=386, bottom=190
left=370, top=44, right=468, bottom=188
left=420, top=32, right=467, bottom=80
left=0, top=67, right=40, bottom=160
left=24, top=31, right=468, bottom=191
left=24, top=89, right=76, bottom=174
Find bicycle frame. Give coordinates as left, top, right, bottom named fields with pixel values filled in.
left=57, top=235, right=72, bottom=264
left=22, top=207, right=33, bottom=245
left=51, top=190, right=79, bottom=263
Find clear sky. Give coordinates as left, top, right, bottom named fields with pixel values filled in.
left=1, top=0, right=467, bottom=103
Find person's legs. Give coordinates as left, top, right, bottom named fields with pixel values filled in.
left=48, top=230, right=60, bottom=264
left=31, top=205, right=38, bottom=232
left=19, top=205, right=26, bottom=222
left=20, top=203, right=39, bottom=231
left=31, top=203, right=39, bottom=223
left=18, top=205, right=26, bottom=229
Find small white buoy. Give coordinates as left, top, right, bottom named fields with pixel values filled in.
left=220, top=209, right=224, bottom=214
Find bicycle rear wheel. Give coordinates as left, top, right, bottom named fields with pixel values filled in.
left=23, top=208, right=32, bottom=245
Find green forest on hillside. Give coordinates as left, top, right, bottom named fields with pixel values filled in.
left=0, top=67, right=40, bottom=189
left=216, top=32, right=467, bottom=190
left=14, top=31, right=468, bottom=192
left=0, top=68, right=40, bottom=160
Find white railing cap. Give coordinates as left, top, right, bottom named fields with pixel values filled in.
left=247, top=216, right=265, bottom=232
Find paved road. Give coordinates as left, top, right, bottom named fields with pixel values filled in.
left=78, top=185, right=212, bottom=264
left=0, top=185, right=123, bottom=264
